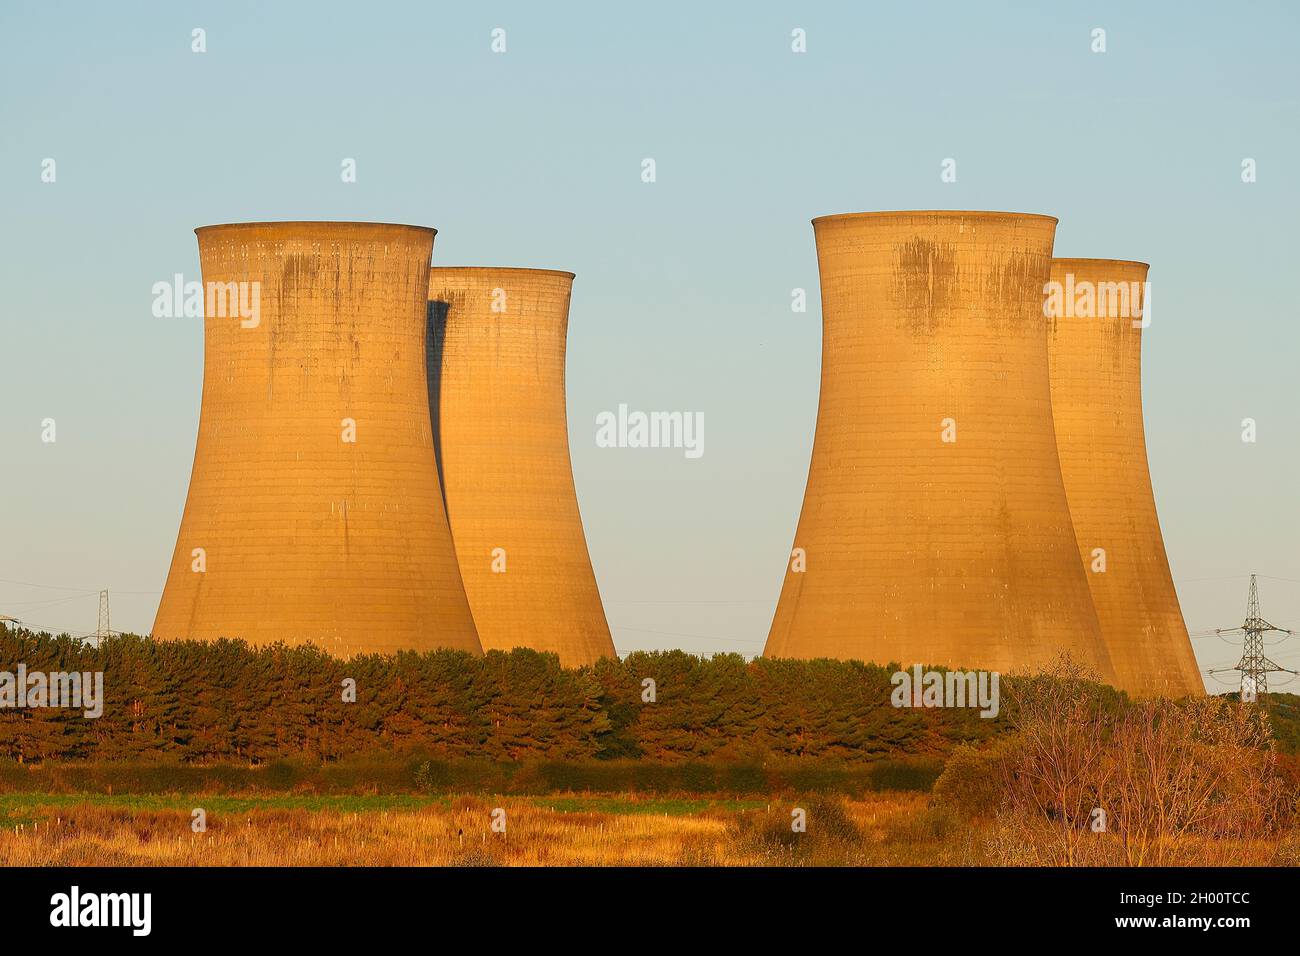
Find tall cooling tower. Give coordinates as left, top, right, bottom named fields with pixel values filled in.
left=428, top=267, right=615, bottom=667
left=1047, top=259, right=1201, bottom=696
left=153, top=221, right=481, bottom=656
left=765, top=211, right=1116, bottom=682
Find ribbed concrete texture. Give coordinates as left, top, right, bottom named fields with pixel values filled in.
left=153, top=222, right=481, bottom=656
left=1047, top=259, right=1202, bottom=696
left=765, top=211, right=1116, bottom=683
left=428, top=268, right=615, bottom=667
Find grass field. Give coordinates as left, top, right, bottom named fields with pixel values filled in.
left=2, top=686, right=1297, bottom=867
left=0, top=790, right=990, bottom=866
left=4, top=789, right=1293, bottom=866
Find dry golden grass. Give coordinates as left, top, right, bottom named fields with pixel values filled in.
left=0, top=792, right=965, bottom=866
left=1, top=791, right=1293, bottom=866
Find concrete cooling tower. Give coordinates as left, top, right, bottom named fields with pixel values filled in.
left=428, top=267, right=614, bottom=667
left=765, top=211, right=1116, bottom=683
left=153, top=221, right=481, bottom=656
left=1047, top=259, right=1202, bottom=696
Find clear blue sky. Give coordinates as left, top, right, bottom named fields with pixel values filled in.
left=2, top=1, right=1297, bottom=691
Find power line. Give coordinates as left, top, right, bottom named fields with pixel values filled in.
left=0, top=586, right=128, bottom=644
left=0, top=576, right=160, bottom=595
left=0, top=616, right=127, bottom=640
left=605, top=600, right=769, bottom=606
left=0, top=577, right=97, bottom=593
left=611, top=624, right=762, bottom=646
left=0, top=576, right=159, bottom=638
left=1179, top=573, right=1300, bottom=586
left=0, top=592, right=99, bottom=609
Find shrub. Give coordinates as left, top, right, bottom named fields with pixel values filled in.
left=983, top=659, right=1290, bottom=866
left=932, top=742, right=1007, bottom=817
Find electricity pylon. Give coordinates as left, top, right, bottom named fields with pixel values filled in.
left=1212, top=574, right=1295, bottom=699
left=94, top=589, right=110, bottom=646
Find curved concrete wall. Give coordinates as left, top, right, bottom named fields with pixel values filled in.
left=765, top=211, right=1115, bottom=683
left=1047, top=258, right=1202, bottom=696
left=153, top=221, right=481, bottom=656
left=429, top=267, right=614, bottom=666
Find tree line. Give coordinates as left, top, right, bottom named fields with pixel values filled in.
left=0, top=628, right=1007, bottom=764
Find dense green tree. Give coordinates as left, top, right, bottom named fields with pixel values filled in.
left=0, top=625, right=1175, bottom=766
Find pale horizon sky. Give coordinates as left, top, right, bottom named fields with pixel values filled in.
left=2, top=1, right=1298, bottom=692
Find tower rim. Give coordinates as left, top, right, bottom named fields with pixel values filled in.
left=811, top=209, right=1058, bottom=226
left=1052, top=257, right=1151, bottom=269
left=429, top=266, right=576, bottom=280
left=194, top=220, right=437, bottom=238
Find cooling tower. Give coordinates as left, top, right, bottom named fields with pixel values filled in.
left=153, top=221, right=481, bottom=657
left=428, top=267, right=615, bottom=667
left=1047, top=259, right=1202, bottom=696
left=765, top=211, right=1116, bottom=683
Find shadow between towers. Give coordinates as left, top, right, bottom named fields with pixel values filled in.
left=425, top=299, right=451, bottom=518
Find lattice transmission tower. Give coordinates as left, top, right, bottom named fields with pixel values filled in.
left=1210, top=574, right=1295, bottom=699
left=94, top=588, right=110, bottom=646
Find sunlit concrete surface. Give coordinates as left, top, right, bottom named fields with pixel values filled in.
left=1048, top=258, right=1202, bottom=696
left=429, top=267, right=614, bottom=667
left=153, top=222, right=481, bottom=656
left=766, top=211, right=1115, bottom=683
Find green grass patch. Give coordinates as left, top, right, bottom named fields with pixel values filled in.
left=0, top=756, right=945, bottom=799
left=526, top=796, right=768, bottom=816
left=0, top=792, right=448, bottom=826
